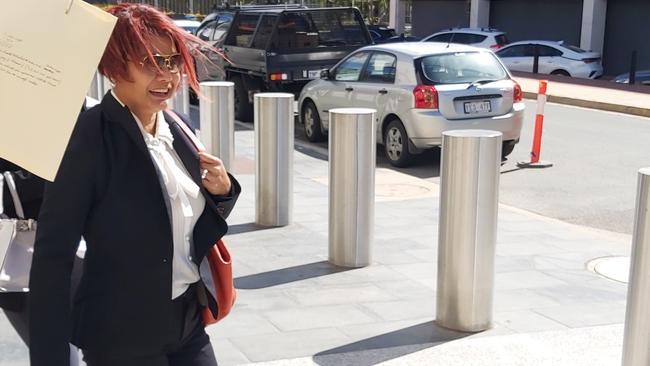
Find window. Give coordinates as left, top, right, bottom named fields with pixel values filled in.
left=252, top=16, right=276, bottom=49
left=309, top=9, right=367, bottom=46
left=564, top=44, right=587, bottom=53
left=537, top=46, right=562, bottom=57
left=427, top=33, right=452, bottom=43
left=212, top=22, right=231, bottom=44
left=497, top=45, right=532, bottom=58
left=226, top=14, right=260, bottom=47
left=420, top=51, right=507, bottom=84
left=197, top=21, right=216, bottom=41
left=495, top=34, right=509, bottom=46
left=334, top=51, right=369, bottom=81
left=272, top=13, right=318, bottom=49
left=363, top=52, right=397, bottom=83
left=450, top=33, right=487, bottom=44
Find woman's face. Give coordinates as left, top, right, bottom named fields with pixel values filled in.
left=113, top=35, right=182, bottom=116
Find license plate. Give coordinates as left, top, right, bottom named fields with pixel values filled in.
left=308, top=70, right=321, bottom=79
left=464, top=101, right=491, bottom=114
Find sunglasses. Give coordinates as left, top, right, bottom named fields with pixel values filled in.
left=139, top=53, right=183, bottom=74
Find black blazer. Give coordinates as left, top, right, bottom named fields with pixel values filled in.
left=28, top=92, right=240, bottom=365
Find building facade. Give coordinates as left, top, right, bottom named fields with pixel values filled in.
left=400, top=0, right=649, bottom=75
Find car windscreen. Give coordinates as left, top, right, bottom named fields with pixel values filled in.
left=271, top=9, right=367, bottom=49
left=419, top=51, right=508, bottom=84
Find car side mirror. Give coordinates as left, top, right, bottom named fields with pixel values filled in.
left=321, top=69, right=331, bottom=80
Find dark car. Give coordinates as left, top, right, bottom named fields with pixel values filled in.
left=195, top=6, right=373, bottom=121
left=367, top=25, right=420, bottom=44
left=367, top=25, right=396, bottom=43
left=613, top=70, right=650, bottom=86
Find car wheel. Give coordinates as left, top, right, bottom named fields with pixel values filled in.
left=551, top=70, right=571, bottom=77
left=302, top=101, right=326, bottom=142
left=502, top=140, right=516, bottom=159
left=384, top=119, right=413, bottom=167
left=232, top=75, right=253, bottom=122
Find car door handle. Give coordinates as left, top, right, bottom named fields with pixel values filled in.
left=378, top=89, right=388, bottom=95
left=345, top=87, right=354, bottom=92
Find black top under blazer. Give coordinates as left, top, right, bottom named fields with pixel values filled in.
left=28, top=92, right=240, bottom=366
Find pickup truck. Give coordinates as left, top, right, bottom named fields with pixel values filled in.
left=195, top=6, right=373, bottom=121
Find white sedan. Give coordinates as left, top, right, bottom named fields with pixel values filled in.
left=496, top=40, right=603, bottom=79
left=298, top=42, right=525, bottom=167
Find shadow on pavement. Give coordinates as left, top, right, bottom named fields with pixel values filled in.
left=227, top=222, right=276, bottom=235
left=234, top=261, right=354, bottom=289
left=313, top=321, right=470, bottom=366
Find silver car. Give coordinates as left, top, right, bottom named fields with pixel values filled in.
left=298, top=42, right=525, bottom=167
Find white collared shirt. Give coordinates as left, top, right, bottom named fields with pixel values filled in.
left=111, top=91, right=206, bottom=299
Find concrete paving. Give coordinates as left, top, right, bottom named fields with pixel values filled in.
left=200, top=127, right=631, bottom=365
left=514, top=73, right=650, bottom=117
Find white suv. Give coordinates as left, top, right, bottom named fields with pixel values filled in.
left=421, top=28, right=509, bottom=50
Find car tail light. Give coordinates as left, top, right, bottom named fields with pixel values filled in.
left=583, top=58, right=600, bottom=64
left=489, top=44, right=502, bottom=50
left=413, top=85, right=438, bottom=109
left=270, top=73, right=288, bottom=81
left=513, top=81, right=523, bottom=103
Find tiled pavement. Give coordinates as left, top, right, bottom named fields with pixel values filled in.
left=203, top=127, right=630, bottom=365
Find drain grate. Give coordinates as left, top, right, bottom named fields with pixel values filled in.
left=587, top=256, right=630, bottom=283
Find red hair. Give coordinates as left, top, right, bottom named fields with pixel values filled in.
left=98, top=3, right=214, bottom=96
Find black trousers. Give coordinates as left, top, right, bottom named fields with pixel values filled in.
left=83, top=283, right=218, bottom=366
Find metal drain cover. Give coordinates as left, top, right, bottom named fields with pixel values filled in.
left=587, top=256, right=630, bottom=283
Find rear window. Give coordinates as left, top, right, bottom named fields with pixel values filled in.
left=495, top=34, right=509, bottom=46
left=450, top=33, right=487, bottom=44
left=420, top=52, right=508, bottom=84
left=299, top=10, right=367, bottom=48
left=564, top=44, right=586, bottom=53
left=269, top=10, right=367, bottom=49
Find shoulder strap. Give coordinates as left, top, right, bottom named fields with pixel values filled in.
left=2, top=172, right=24, bottom=219
left=165, top=110, right=205, bottom=153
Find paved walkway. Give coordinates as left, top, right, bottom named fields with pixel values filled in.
left=202, top=126, right=631, bottom=365
left=514, top=73, right=650, bottom=117
left=0, top=123, right=634, bottom=365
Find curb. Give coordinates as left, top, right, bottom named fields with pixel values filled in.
left=522, top=91, right=650, bottom=118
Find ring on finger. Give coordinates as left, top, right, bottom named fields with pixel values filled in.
left=201, top=169, right=208, bottom=179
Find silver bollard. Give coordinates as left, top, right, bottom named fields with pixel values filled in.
left=254, top=93, right=294, bottom=227
left=436, top=130, right=502, bottom=332
left=169, top=74, right=190, bottom=115
left=622, top=168, right=650, bottom=366
left=328, top=108, right=376, bottom=267
left=199, top=81, right=235, bottom=171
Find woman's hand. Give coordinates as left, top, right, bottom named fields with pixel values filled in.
left=199, top=152, right=231, bottom=196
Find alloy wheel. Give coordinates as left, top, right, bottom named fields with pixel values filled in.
left=386, top=127, right=403, bottom=161
left=304, top=107, right=315, bottom=137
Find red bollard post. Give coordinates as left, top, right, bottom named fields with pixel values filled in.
left=517, top=80, right=553, bottom=169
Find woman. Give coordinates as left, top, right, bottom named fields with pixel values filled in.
left=28, top=4, right=240, bottom=366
